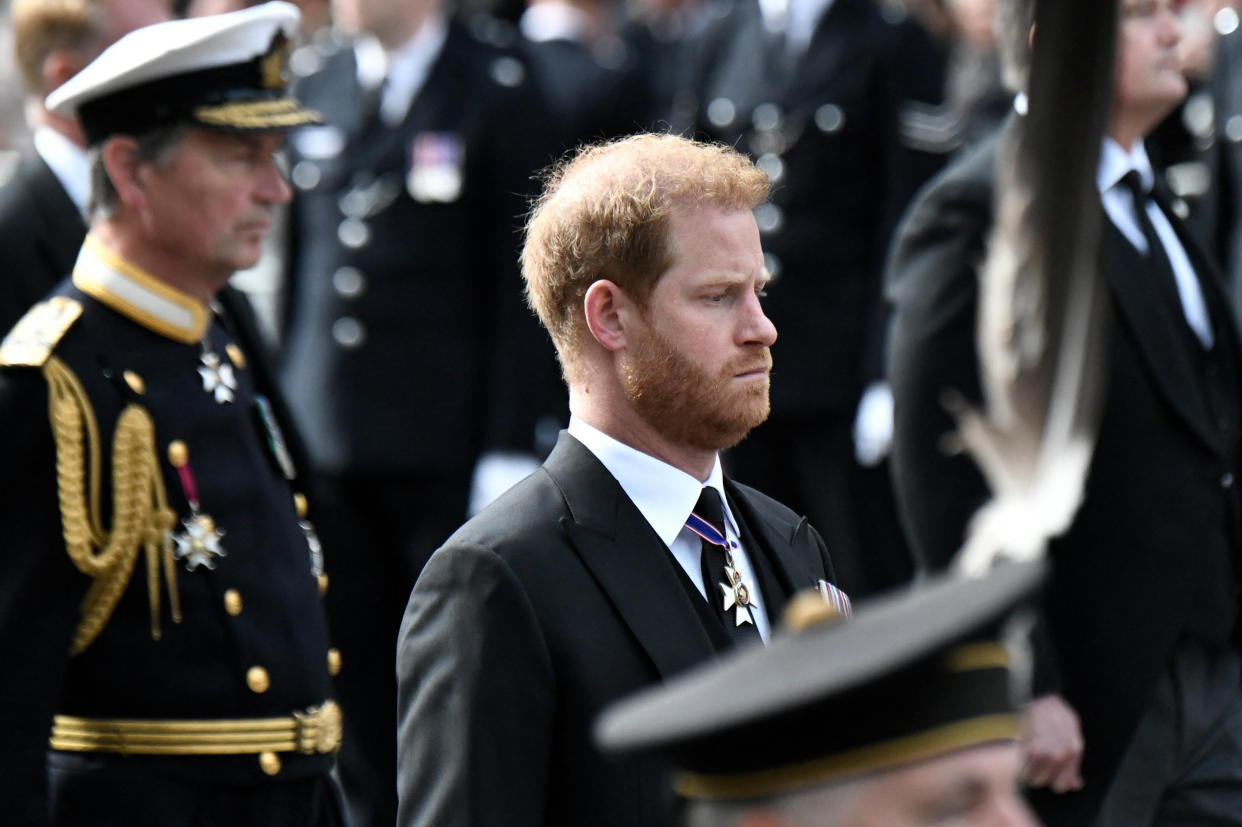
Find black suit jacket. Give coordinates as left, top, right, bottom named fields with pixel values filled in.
left=679, top=0, right=947, bottom=412
left=887, top=125, right=1242, bottom=825
left=395, top=433, right=836, bottom=826
left=280, top=21, right=564, bottom=476
left=0, top=151, right=86, bottom=332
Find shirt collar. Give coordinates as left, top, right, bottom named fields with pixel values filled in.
left=519, top=2, right=594, bottom=42
left=354, top=12, right=449, bottom=125
left=567, top=415, right=731, bottom=546
left=33, top=126, right=89, bottom=217
left=1098, top=136, right=1154, bottom=195
left=72, top=234, right=209, bottom=344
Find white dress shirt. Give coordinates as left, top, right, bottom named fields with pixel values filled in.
left=1098, top=138, right=1213, bottom=348
left=354, top=12, right=449, bottom=128
left=567, top=416, right=772, bottom=642
left=33, top=126, right=89, bottom=218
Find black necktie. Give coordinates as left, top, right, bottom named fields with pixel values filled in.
left=1119, top=170, right=1181, bottom=291
left=691, top=488, right=761, bottom=644
left=1119, top=170, right=1212, bottom=345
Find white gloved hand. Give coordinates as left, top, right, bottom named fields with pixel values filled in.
left=468, top=452, right=542, bottom=515
left=852, top=381, right=894, bottom=467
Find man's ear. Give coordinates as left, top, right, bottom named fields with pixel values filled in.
left=42, top=49, right=85, bottom=96
left=100, top=136, right=148, bottom=211
left=583, top=279, right=631, bottom=352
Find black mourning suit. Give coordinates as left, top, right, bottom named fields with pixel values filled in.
left=0, top=151, right=86, bottom=332
left=280, top=21, right=564, bottom=824
left=396, top=433, right=837, bottom=826
left=887, top=124, right=1242, bottom=824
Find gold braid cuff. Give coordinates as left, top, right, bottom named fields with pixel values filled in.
left=44, top=357, right=180, bottom=654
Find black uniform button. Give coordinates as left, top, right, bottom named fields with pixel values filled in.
left=756, top=153, right=785, bottom=184
left=1222, top=472, right=1235, bottom=490
left=815, top=103, right=845, bottom=134
left=751, top=103, right=782, bottom=132
left=291, top=160, right=321, bottom=190
left=332, top=317, right=366, bottom=350
left=707, top=97, right=736, bottom=128
left=332, top=267, right=367, bottom=299
left=338, top=218, right=370, bottom=249
left=224, top=589, right=243, bottom=616
left=755, top=203, right=784, bottom=235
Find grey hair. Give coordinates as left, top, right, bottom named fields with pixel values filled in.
left=87, top=123, right=187, bottom=223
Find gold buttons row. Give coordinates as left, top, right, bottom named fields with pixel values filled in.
left=246, top=649, right=341, bottom=697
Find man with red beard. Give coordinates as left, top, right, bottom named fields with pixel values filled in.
left=395, top=133, right=843, bottom=826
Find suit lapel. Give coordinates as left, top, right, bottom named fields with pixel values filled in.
left=25, top=155, right=86, bottom=278
left=1102, top=216, right=1222, bottom=453
left=783, top=0, right=860, bottom=107
left=724, top=480, right=826, bottom=606
left=544, top=434, right=720, bottom=678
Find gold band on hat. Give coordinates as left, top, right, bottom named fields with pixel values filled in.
left=674, top=712, right=1020, bottom=801
left=48, top=701, right=342, bottom=756
left=194, top=97, right=322, bottom=130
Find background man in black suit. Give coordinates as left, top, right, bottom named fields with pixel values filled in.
left=673, top=0, right=950, bottom=596
left=396, top=133, right=841, bottom=826
left=0, top=0, right=169, bottom=332
left=277, top=0, right=563, bottom=820
left=0, top=5, right=343, bottom=824
left=889, top=0, right=1242, bottom=823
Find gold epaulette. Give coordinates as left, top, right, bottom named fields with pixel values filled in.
left=0, top=297, right=83, bottom=367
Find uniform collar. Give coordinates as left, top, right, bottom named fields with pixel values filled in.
left=567, top=415, right=733, bottom=547
left=72, top=234, right=209, bottom=344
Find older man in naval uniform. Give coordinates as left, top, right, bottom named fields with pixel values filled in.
left=0, top=5, right=344, bottom=825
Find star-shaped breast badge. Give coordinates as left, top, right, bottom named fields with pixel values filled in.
left=720, top=579, right=755, bottom=627
left=198, top=351, right=237, bottom=404
left=172, top=513, right=227, bottom=571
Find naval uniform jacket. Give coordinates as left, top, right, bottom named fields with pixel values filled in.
left=280, top=20, right=564, bottom=477
left=0, top=241, right=337, bottom=825
left=0, top=151, right=85, bottom=333
left=395, top=433, right=837, bottom=826
left=887, top=124, right=1242, bottom=825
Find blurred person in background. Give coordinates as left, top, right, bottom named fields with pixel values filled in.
left=671, top=0, right=951, bottom=598
left=276, top=0, right=562, bottom=822
left=890, top=0, right=1242, bottom=822
left=518, top=0, right=655, bottom=149
left=0, top=0, right=170, bottom=333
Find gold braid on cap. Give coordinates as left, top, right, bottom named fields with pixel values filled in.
left=44, top=357, right=180, bottom=655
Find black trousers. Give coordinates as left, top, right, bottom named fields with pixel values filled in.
left=1093, top=635, right=1242, bottom=826
left=48, top=753, right=342, bottom=826
left=314, top=470, right=471, bottom=827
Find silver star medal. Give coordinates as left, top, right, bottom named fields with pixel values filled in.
left=718, top=564, right=755, bottom=626
left=172, top=513, right=227, bottom=571
left=198, top=351, right=237, bottom=404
